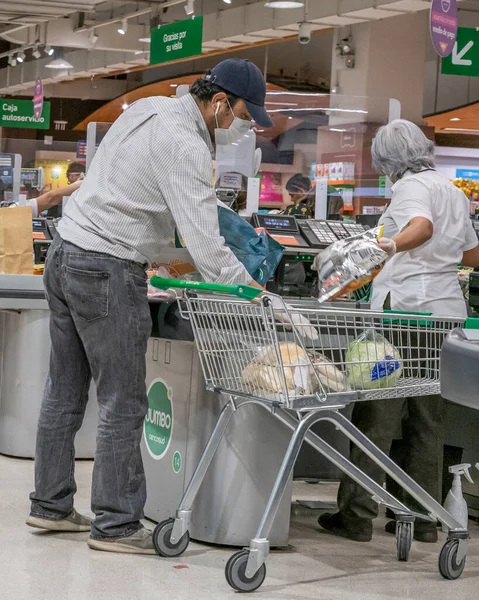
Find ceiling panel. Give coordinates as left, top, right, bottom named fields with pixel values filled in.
left=277, top=24, right=330, bottom=32
left=252, top=28, right=294, bottom=38
left=201, top=40, right=242, bottom=49
left=222, top=34, right=272, bottom=43
left=311, top=16, right=367, bottom=27
left=378, top=0, right=433, bottom=10
left=343, top=7, right=406, bottom=19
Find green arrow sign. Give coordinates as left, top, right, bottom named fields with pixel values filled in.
left=150, top=17, right=203, bottom=66
left=442, top=27, right=479, bottom=76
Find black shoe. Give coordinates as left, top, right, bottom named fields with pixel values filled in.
left=385, top=519, right=438, bottom=543
left=318, top=512, right=372, bottom=543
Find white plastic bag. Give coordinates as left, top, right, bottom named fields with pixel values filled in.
left=345, top=328, right=402, bottom=390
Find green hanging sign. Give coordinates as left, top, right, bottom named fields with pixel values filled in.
left=0, top=99, right=51, bottom=129
left=150, top=17, right=203, bottom=66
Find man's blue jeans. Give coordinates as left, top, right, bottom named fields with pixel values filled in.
left=30, top=236, right=152, bottom=539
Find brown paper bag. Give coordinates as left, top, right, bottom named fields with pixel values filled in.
left=0, top=206, right=33, bottom=274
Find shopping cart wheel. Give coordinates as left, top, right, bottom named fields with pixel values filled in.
left=438, top=539, right=466, bottom=580
left=225, top=550, right=267, bottom=593
left=152, top=518, right=190, bottom=558
left=396, top=522, right=412, bottom=562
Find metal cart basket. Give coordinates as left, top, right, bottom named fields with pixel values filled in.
left=149, top=277, right=470, bottom=592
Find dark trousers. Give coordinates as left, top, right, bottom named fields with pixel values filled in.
left=30, top=237, right=152, bottom=539
left=338, top=394, right=445, bottom=531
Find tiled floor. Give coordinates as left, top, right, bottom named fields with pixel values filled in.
left=1, top=455, right=479, bottom=600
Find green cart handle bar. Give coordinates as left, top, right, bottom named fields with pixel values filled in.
left=150, top=276, right=263, bottom=301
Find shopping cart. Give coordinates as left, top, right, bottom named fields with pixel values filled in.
left=148, top=276, right=470, bottom=592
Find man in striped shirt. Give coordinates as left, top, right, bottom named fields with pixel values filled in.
left=27, top=59, right=272, bottom=554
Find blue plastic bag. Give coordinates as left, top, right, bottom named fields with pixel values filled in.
left=217, top=205, right=284, bottom=286
left=175, top=205, right=284, bottom=286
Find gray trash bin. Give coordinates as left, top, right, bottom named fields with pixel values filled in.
left=441, top=327, right=479, bottom=517
left=441, top=327, right=479, bottom=409
left=142, top=302, right=293, bottom=547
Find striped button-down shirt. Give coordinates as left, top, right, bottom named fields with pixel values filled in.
left=58, top=93, right=250, bottom=284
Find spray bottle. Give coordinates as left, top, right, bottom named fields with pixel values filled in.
left=442, top=463, right=473, bottom=532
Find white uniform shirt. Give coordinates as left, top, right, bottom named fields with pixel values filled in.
left=58, top=94, right=250, bottom=284
left=371, top=170, right=478, bottom=317
left=9, top=198, right=39, bottom=216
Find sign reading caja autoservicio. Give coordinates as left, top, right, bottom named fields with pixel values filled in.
left=0, top=99, right=51, bottom=129
left=150, top=17, right=203, bottom=66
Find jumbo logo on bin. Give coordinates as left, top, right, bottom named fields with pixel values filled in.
left=144, top=379, right=173, bottom=460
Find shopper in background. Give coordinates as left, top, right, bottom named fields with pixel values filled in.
left=66, top=161, right=86, bottom=185
left=27, top=58, right=272, bottom=555
left=319, top=119, right=479, bottom=544
left=283, top=173, right=313, bottom=218
left=8, top=181, right=82, bottom=216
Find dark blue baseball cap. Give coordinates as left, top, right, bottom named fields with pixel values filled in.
left=204, top=59, right=273, bottom=128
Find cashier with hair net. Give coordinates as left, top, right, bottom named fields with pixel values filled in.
left=319, top=119, right=479, bottom=544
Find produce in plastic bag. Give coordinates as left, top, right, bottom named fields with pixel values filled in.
left=345, top=329, right=402, bottom=390
left=242, top=342, right=311, bottom=394
left=315, top=226, right=387, bottom=303
left=308, top=351, right=349, bottom=393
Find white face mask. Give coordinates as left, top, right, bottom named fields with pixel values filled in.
left=214, top=100, right=251, bottom=146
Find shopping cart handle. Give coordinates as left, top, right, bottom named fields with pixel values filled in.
left=150, top=276, right=263, bottom=301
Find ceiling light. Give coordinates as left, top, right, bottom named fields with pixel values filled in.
left=170, top=83, right=178, bottom=87
left=118, top=18, right=128, bottom=35
left=138, top=36, right=151, bottom=43
left=134, top=50, right=144, bottom=55
left=89, top=30, right=99, bottom=45
left=450, top=117, right=461, bottom=122
left=185, top=0, right=195, bottom=16
left=8, top=55, right=16, bottom=67
left=45, top=45, right=54, bottom=56
left=17, top=50, right=26, bottom=63
left=223, top=0, right=232, bottom=3
left=32, top=45, right=41, bottom=59
left=46, top=57, right=74, bottom=69
left=122, top=103, right=128, bottom=110
left=265, top=1, right=304, bottom=8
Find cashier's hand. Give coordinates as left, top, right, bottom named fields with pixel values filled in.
left=270, top=296, right=319, bottom=341
left=378, top=237, right=397, bottom=259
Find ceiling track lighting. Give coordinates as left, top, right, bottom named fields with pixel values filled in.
left=185, top=0, right=195, bottom=16
left=32, top=45, right=41, bottom=59
left=118, top=18, right=128, bottom=35
left=45, top=45, right=54, bottom=56
left=8, top=55, right=16, bottom=67
left=223, top=0, right=232, bottom=4
left=16, top=50, right=26, bottom=63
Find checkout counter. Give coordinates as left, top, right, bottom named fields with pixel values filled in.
left=0, top=274, right=98, bottom=457
left=4, top=207, right=477, bottom=552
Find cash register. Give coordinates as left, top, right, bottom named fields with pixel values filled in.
left=250, top=214, right=367, bottom=296
left=32, top=217, right=58, bottom=264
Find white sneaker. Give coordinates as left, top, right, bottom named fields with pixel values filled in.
left=26, top=508, right=91, bottom=532
left=87, top=527, right=156, bottom=555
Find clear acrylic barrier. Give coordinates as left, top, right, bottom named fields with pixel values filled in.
left=255, top=92, right=399, bottom=219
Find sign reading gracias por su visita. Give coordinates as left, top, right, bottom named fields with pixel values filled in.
left=150, top=17, right=203, bottom=66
